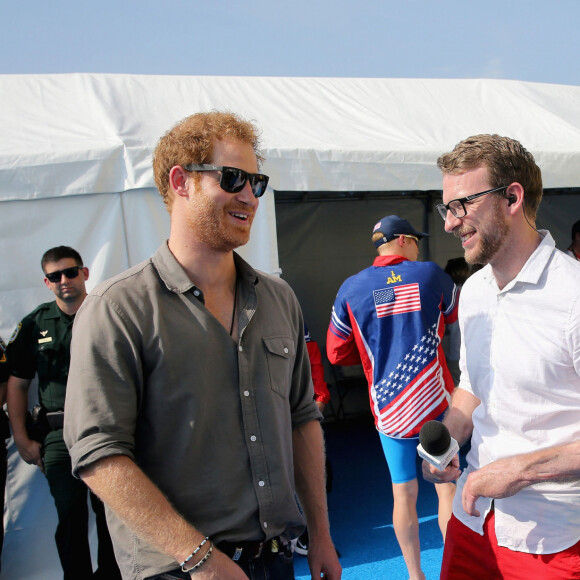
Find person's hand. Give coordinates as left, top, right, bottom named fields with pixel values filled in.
left=307, top=536, right=342, bottom=579
left=189, top=548, right=250, bottom=579
left=14, top=435, right=43, bottom=471
left=462, top=456, right=527, bottom=516
left=421, top=454, right=461, bottom=485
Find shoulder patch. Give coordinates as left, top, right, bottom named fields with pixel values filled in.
left=8, top=322, right=22, bottom=344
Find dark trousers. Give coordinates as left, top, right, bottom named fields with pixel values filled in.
left=150, top=551, right=295, bottom=580
left=43, top=431, right=121, bottom=580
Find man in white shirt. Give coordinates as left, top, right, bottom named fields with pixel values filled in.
left=426, top=134, right=580, bottom=579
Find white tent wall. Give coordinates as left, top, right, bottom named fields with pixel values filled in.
left=1, top=74, right=579, bottom=578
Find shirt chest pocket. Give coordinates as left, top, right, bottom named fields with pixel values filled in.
left=263, top=336, right=295, bottom=398
left=37, top=342, right=68, bottom=384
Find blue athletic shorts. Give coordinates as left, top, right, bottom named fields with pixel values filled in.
left=378, top=432, right=419, bottom=484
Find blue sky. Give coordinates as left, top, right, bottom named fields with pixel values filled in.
left=1, top=0, right=578, bottom=85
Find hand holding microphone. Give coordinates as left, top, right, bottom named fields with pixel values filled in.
left=417, top=420, right=461, bottom=483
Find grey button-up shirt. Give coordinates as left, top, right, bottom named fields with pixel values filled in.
left=64, top=242, right=320, bottom=579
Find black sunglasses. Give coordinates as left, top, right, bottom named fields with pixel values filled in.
left=45, top=266, right=82, bottom=283
left=436, top=186, right=508, bottom=220
left=182, top=164, right=269, bottom=198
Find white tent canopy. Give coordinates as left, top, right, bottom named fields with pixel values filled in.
left=1, top=74, right=580, bottom=579
left=2, top=74, right=580, bottom=202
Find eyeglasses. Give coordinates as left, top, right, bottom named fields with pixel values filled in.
left=436, top=186, right=508, bottom=220
left=397, top=234, right=419, bottom=243
left=45, top=266, right=82, bottom=283
left=182, top=164, right=269, bottom=198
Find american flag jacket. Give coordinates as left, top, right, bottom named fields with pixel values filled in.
left=327, top=255, right=458, bottom=438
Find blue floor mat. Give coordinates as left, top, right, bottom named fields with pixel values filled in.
left=294, top=414, right=445, bottom=580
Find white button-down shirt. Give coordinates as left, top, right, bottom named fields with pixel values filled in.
left=454, top=231, right=580, bottom=553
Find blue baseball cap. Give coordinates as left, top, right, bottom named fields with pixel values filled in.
left=372, top=215, right=428, bottom=248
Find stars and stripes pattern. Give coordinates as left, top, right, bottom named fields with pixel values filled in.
left=372, top=322, right=447, bottom=437
left=327, top=256, right=458, bottom=438
left=373, top=283, right=421, bottom=318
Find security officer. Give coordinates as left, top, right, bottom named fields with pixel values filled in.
left=6, top=246, right=120, bottom=580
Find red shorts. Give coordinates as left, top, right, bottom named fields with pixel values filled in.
left=441, top=512, right=580, bottom=580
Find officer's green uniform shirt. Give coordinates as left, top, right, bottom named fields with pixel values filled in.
left=8, top=301, right=74, bottom=412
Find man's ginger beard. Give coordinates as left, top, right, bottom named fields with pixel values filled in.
left=185, top=185, right=252, bottom=253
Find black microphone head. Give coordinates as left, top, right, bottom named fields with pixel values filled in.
left=419, top=421, right=451, bottom=455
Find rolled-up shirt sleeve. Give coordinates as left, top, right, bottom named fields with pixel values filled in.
left=64, top=293, right=141, bottom=476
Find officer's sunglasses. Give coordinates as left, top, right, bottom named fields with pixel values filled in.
left=182, top=164, right=269, bottom=198
left=45, top=266, right=82, bottom=283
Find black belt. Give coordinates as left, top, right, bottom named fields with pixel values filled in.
left=46, top=411, right=64, bottom=430
left=217, top=537, right=288, bottom=562
left=25, top=407, right=64, bottom=442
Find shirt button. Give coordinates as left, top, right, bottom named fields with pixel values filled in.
left=264, top=522, right=268, bottom=528
left=250, top=435, right=257, bottom=442
left=238, top=345, right=243, bottom=352
left=243, top=390, right=250, bottom=397
left=193, top=289, right=200, bottom=297
left=284, top=347, right=289, bottom=353
left=258, top=481, right=265, bottom=487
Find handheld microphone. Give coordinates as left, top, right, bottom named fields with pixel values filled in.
left=417, top=421, right=459, bottom=470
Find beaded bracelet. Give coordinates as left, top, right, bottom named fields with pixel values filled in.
left=179, top=537, right=209, bottom=569
left=182, top=543, right=214, bottom=574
